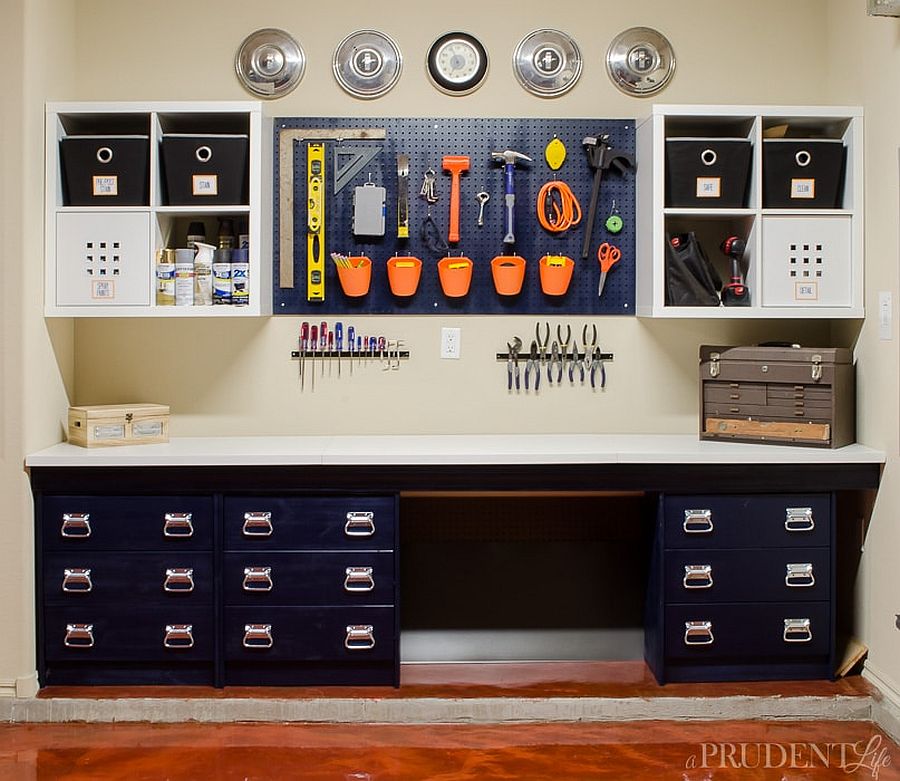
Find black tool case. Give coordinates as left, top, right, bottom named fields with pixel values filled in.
left=699, top=345, right=855, bottom=448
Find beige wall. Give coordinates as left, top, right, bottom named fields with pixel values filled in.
left=3, top=0, right=898, bottom=698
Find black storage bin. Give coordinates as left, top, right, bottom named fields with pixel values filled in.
left=60, top=135, right=149, bottom=206
left=161, top=134, right=249, bottom=205
left=763, top=139, right=845, bottom=208
left=665, top=137, right=752, bottom=208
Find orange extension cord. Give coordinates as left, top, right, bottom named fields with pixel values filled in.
left=537, top=180, right=583, bottom=233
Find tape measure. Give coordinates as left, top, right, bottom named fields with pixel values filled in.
left=307, top=143, right=325, bottom=301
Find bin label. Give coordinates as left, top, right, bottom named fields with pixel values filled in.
left=695, top=177, right=721, bottom=198
left=192, top=174, right=219, bottom=196
left=795, top=281, right=818, bottom=301
left=92, top=175, right=118, bottom=196
left=791, top=178, right=816, bottom=199
left=91, top=280, right=115, bottom=300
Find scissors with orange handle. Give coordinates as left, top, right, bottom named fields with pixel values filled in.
left=597, top=242, right=622, bottom=298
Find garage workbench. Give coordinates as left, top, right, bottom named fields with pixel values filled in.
left=26, top=435, right=884, bottom=688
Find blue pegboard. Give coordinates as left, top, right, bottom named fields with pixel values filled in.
left=273, top=117, right=635, bottom=315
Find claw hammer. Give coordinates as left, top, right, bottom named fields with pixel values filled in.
left=492, top=150, right=532, bottom=245
left=581, top=135, right=635, bottom=259
left=442, top=155, right=470, bottom=244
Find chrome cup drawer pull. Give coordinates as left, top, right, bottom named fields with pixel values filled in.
left=62, top=567, right=93, bottom=593
left=345, top=624, right=375, bottom=650
left=785, top=563, right=815, bottom=588
left=684, top=620, right=714, bottom=646
left=344, top=511, right=375, bottom=537
left=242, top=566, right=274, bottom=592
left=64, top=623, right=94, bottom=648
left=163, top=567, right=195, bottom=593
left=682, top=564, right=713, bottom=589
left=61, top=513, right=91, bottom=538
left=163, top=513, right=194, bottom=538
left=785, top=507, right=815, bottom=532
left=243, top=623, right=274, bottom=648
left=243, top=512, right=273, bottom=537
left=164, top=623, right=194, bottom=649
left=344, top=566, right=375, bottom=592
left=683, top=509, right=713, bottom=534
left=783, top=618, right=813, bottom=643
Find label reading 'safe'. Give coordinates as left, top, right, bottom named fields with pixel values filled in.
left=695, top=177, right=721, bottom=198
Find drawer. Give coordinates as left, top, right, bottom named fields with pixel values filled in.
left=42, top=495, right=213, bottom=551
left=703, top=382, right=767, bottom=405
left=224, top=606, right=395, bottom=662
left=43, top=552, right=213, bottom=605
left=44, top=606, right=213, bottom=661
left=665, top=602, right=830, bottom=661
left=224, top=496, right=395, bottom=550
left=767, top=385, right=833, bottom=402
left=223, top=552, right=395, bottom=606
left=663, top=494, right=830, bottom=549
left=703, top=402, right=828, bottom=420
left=664, top=548, right=830, bottom=603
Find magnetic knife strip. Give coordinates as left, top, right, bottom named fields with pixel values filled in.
left=273, top=117, right=636, bottom=315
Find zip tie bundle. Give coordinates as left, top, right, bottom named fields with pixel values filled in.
left=537, top=180, right=582, bottom=233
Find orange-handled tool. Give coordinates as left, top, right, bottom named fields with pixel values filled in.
left=597, top=242, right=622, bottom=298
left=442, top=155, right=470, bottom=244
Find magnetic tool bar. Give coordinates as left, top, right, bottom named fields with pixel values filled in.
left=277, top=126, right=386, bottom=290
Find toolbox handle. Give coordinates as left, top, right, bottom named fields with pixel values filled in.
left=62, top=567, right=93, bottom=593
left=783, top=618, right=813, bottom=643
left=242, top=566, right=274, bottom=592
left=61, top=513, right=91, bottom=538
left=344, top=566, right=375, bottom=592
left=64, top=623, right=94, bottom=648
left=785, top=563, right=815, bottom=588
left=683, top=620, right=714, bottom=646
left=164, top=512, right=194, bottom=538
left=243, top=623, right=273, bottom=649
left=243, top=512, right=273, bottom=537
left=683, top=564, right=713, bottom=589
left=164, top=624, right=194, bottom=649
left=785, top=507, right=815, bottom=533
left=345, top=624, right=376, bottom=651
left=344, top=511, right=376, bottom=537
left=683, top=509, right=713, bottom=534
left=164, top=567, right=195, bottom=593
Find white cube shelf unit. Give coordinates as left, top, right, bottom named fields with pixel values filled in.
left=635, top=105, right=863, bottom=319
left=45, top=101, right=271, bottom=317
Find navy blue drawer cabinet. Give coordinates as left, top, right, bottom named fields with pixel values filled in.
left=645, top=493, right=835, bottom=684
left=222, top=496, right=398, bottom=686
left=35, top=493, right=399, bottom=688
left=37, top=495, right=215, bottom=685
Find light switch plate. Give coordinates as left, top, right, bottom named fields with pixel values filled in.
left=868, top=0, right=900, bottom=16
left=879, top=291, right=892, bottom=340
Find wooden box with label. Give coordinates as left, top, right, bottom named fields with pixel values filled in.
left=699, top=345, right=855, bottom=448
left=67, top=403, right=170, bottom=447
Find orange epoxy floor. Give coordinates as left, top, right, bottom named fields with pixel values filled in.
left=0, top=720, right=897, bottom=780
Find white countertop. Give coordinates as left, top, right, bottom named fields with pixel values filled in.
left=24, top=435, right=887, bottom=468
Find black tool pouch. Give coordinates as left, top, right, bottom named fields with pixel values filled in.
left=665, top=232, right=722, bottom=306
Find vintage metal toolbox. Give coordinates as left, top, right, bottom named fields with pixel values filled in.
left=699, top=345, right=855, bottom=448
left=67, top=403, right=170, bottom=447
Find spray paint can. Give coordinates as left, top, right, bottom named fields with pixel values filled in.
left=155, top=248, right=176, bottom=306
left=212, top=248, right=232, bottom=305
left=231, top=248, right=249, bottom=306
left=193, top=242, right=215, bottom=306
left=174, top=248, right=195, bottom=306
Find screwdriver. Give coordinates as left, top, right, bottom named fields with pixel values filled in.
left=357, top=334, right=363, bottom=367
left=309, top=324, right=318, bottom=391
left=347, top=325, right=355, bottom=375
left=299, top=321, right=309, bottom=390
left=319, top=321, right=328, bottom=377
left=327, top=329, right=334, bottom=376
left=335, top=322, right=343, bottom=378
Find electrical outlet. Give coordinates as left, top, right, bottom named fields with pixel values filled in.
left=440, top=327, right=461, bottom=359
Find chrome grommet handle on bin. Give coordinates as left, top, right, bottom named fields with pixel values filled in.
left=684, top=620, right=714, bottom=646
left=344, top=566, right=375, bottom=592
left=195, top=145, right=213, bottom=163
left=783, top=618, right=813, bottom=643
left=163, top=624, right=194, bottom=649
left=243, top=623, right=274, bottom=648
left=163, top=567, right=195, bottom=593
left=61, top=513, right=91, bottom=538
left=62, top=567, right=93, bottom=593
left=243, top=511, right=273, bottom=537
left=64, top=623, right=94, bottom=648
left=96, top=147, right=113, bottom=164
left=345, top=624, right=375, bottom=650
left=344, top=511, right=375, bottom=537
left=795, top=150, right=811, bottom=167
left=785, top=507, right=814, bottom=533
left=785, top=563, right=815, bottom=588
left=683, top=564, right=713, bottom=590
left=163, top=512, right=194, bottom=538
left=242, top=566, right=274, bottom=592
left=683, top=509, right=713, bottom=534
left=700, top=149, right=717, bottom=166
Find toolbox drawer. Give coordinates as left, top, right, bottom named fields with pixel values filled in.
left=224, top=496, right=395, bottom=550
left=224, top=552, right=394, bottom=606
left=664, top=494, right=830, bottom=549
left=665, top=601, right=830, bottom=660
left=703, top=402, right=830, bottom=421
left=44, top=606, right=214, bottom=661
left=664, top=548, right=830, bottom=603
left=42, top=495, right=213, bottom=551
left=43, top=552, right=213, bottom=605
left=223, top=606, right=395, bottom=662
left=703, top=382, right=767, bottom=405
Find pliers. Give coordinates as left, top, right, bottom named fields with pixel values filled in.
left=591, top=346, right=607, bottom=389
left=568, top=339, right=584, bottom=384
left=549, top=341, right=562, bottom=384
left=556, top=324, right=572, bottom=377
left=507, top=337, right=522, bottom=391
left=535, top=321, right=550, bottom=376
left=582, top=323, right=598, bottom=378
left=525, top=340, right=540, bottom=391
